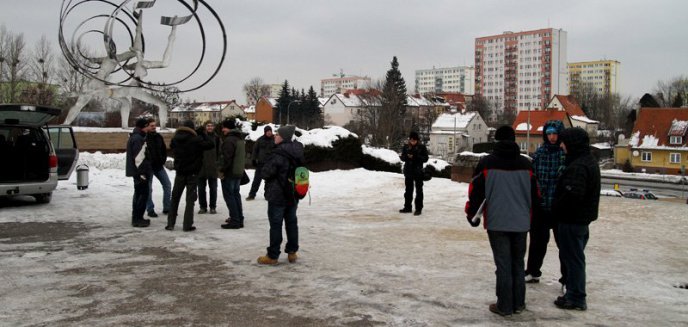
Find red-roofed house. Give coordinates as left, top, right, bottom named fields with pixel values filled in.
left=546, top=95, right=599, bottom=136
left=512, top=110, right=572, bottom=153
left=615, top=108, right=688, bottom=174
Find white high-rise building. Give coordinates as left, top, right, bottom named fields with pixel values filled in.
left=475, top=28, right=568, bottom=113
left=415, top=66, right=475, bottom=95
left=320, top=76, right=371, bottom=98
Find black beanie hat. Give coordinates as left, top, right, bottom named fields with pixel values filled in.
left=222, top=119, right=236, bottom=129
left=135, top=117, right=150, bottom=129
left=495, top=125, right=516, bottom=142
left=264, top=125, right=272, bottom=132
left=409, top=131, right=420, bottom=140
left=182, top=120, right=195, bottom=129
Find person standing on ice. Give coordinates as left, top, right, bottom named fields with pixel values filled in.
left=399, top=131, right=429, bottom=216
left=525, top=120, right=566, bottom=286
left=246, top=125, right=274, bottom=201
left=465, top=125, right=540, bottom=317
left=197, top=121, right=220, bottom=215
left=144, top=117, right=171, bottom=218
left=256, top=125, right=305, bottom=265
left=552, top=127, right=600, bottom=311
left=126, top=118, right=155, bottom=228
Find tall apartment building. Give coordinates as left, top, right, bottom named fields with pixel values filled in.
left=320, top=76, right=371, bottom=98
left=475, top=28, right=569, bottom=113
left=568, top=60, right=620, bottom=95
left=415, top=66, right=475, bottom=95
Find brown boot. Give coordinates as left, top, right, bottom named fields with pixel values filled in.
left=257, top=255, right=278, bottom=265
left=287, top=252, right=298, bottom=263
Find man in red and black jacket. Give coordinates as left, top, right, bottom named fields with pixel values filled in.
left=465, top=125, right=540, bottom=317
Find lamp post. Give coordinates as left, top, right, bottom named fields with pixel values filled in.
left=287, top=99, right=301, bottom=125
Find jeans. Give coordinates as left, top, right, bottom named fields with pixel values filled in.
left=266, top=203, right=299, bottom=260
left=198, top=177, right=218, bottom=210
left=488, top=230, right=527, bottom=314
left=168, top=174, right=198, bottom=229
left=403, top=176, right=423, bottom=211
left=221, top=177, right=244, bottom=223
left=132, top=176, right=150, bottom=224
left=147, top=168, right=171, bottom=213
left=526, top=211, right=565, bottom=283
left=558, top=223, right=590, bottom=307
left=248, top=165, right=264, bottom=198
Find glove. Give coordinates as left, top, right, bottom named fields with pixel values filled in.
left=467, top=215, right=481, bottom=227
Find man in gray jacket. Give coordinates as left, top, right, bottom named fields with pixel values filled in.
left=247, top=125, right=274, bottom=200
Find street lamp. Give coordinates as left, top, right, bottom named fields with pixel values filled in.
left=287, top=99, right=301, bottom=125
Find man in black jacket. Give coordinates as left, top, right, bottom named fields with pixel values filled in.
left=399, top=131, right=429, bottom=215
left=145, top=118, right=171, bottom=217
left=257, top=125, right=305, bottom=265
left=552, top=127, right=600, bottom=311
left=465, top=125, right=540, bottom=317
left=197, top=121, right=220, bottom=214
left=126, top=118, right=154, bottom=227
left=165, top=120, right=214, bottom=231
left=247, top=125, right=274, bottom=200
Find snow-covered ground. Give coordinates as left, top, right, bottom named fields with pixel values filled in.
left=0, top=153, right=687, bottom=326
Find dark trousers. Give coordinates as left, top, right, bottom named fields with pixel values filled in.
left=526, top=211, right=565, bottom=283
left=221, top=177, right=244, bottom=223
left=266, top=203, right=299, bottom=260
left=488, top=230, right=527, bottom=314
left=558, top=223, right=589, bottom=307
left=168, top=174, right=198, bottom=229
left=403, top=176, right=423, bottom=211
left=248, top=165, right=264, bottom=198
left=198, top=176, right=218, bottom=210
left=132, top=176, right=150, bottom=224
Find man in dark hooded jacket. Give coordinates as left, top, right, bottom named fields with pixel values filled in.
left=465, top=125, right=540, bottom=317
left=552, top=127, right=600, bottom=311
left=165, top=120, right=214, bottom=231
left=197, top=121, right=220, bottom=215
left=399, top=131, right=429, bottom=215
left=219, top=119, right=246, bottom=229
left=257, top=125, right=305, bottom=265
left=247, top=125, right=274, bottom=200
left=126, top=118, right=154, bottom=227
left=145, top=118, right=171, bottom=218
left=525, top=120, right=566, bottom=285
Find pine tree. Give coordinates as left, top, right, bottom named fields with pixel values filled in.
left=380, top=56, right=408, bottom=149
left=305, top=85, right=323, bottom=129
left=276, top=80, right=292, bottom=125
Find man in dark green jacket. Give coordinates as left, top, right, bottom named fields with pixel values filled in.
left=219, top=119, right=246, bottom=229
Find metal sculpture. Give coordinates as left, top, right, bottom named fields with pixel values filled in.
left=59, top=0, right=227, bottom=128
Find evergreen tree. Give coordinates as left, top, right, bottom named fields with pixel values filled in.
left=380, top=56, right=408, bottom=149
left=276, top=80, right=292, bottom=125
left=304, top=85, right=323, bottom=129
left=672, top=93, right=684, bottom=107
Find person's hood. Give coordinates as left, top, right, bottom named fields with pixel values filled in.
left=560, top=127, right=590, bottom=164
left=173, top=126, right=197, bottom=144
left=276, top=140, right=305, bottom=163
left=493, top=140, right=521, bottom=158
left=542, top=120, right=565, bottom=144
left=131, top=127, right=146, bottom=137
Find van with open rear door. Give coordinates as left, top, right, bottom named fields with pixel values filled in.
left=0, top=104, right=78, bottom=204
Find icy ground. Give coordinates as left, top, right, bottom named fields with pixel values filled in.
left=0, top=153, right=686, bottom=326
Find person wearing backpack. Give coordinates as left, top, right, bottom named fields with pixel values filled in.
left=257, top=125, right=305, bottom=265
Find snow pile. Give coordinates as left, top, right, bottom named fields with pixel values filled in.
left=515, top=122, right=530, bottom=131
left=628, top=131, right=640, bottom=147
left=459, top=151, right=489, bottom=157
left=602, top=169, right=686, bottom=183
left=77, top=151, right=127, bottom=170
left=245, top=123, right=278, bottom=141
left=592, top=142, right=612, bottom=149
left=362, top=145, right=401, bottom=164
left=297, top=126, right=358, bottom=148
left=639, top=134, right=659, bottom=148
left=426, top=158, right=450, bottom=171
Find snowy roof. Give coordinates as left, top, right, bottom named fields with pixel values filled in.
left=571, top=115, right=599, bottom=124
left=630, top=108, right=688, bottom=149
left=406, top=95, right=435, bottom=107
left=591, top=142, right=612, bottom=150
left=515, top=122, right=530, bottom=131
left=431, top=112, right=476, bottom=130
left=331, top=93, right=381, bottom=107
left=244, top=106, right=256, bottom=114
left=171, top=102, right=229, bottom=112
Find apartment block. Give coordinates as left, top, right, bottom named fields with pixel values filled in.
left=320, top=76, right=371, bottom=98
left=415, top=66, right=475, bottom=95
left=475, top=28, right=569, bottom=114
left=568, top=60, right=620, bottom=95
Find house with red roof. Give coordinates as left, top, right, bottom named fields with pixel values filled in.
left=615, top=108, right=688, bottom=175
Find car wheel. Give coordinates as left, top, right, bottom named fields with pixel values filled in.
left=34, top=193, right=52, bottom=204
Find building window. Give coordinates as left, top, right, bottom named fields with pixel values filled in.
left=520, top=142, right=528, bottom=152
left=641, top=152, right=652, bottom=162
left=670, top=136, right=683, bottom=144
left=670, top=153, right=681, bottom=164
left=448, top=136, right=454, bottom=151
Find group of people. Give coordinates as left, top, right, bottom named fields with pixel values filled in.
left=465, top=122, right=600, bottom=316
left=125, top=117, right=303, bottom=264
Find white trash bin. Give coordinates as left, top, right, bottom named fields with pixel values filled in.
left=76, top=164, right=89, bottom=190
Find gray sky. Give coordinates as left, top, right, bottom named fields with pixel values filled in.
left=3, top=0, right=688, bottom=103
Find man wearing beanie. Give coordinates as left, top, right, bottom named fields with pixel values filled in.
left=525, top=120, right=566, bottom=287
left=247, top=125, right=275, bottom=200
left=465, top=125, right=540, bottom=317
left=399, top=131, right=428, bottom=215
left=166, top=120, right=214, bottom=231
left=552, top=127, right=600, bottom=311
left=257, top=125, right=305, bottom=265
left=197, top=121, right=220, bottom=215
left=126, top=117, right=154, bottom=227
left=220, top=119, right=247, bottom=229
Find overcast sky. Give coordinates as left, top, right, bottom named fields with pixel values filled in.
left=3, top=0, right=688, bottom=104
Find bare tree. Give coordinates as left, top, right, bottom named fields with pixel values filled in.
left=4, top=31, right=27, bottom=103
left=653, top=76, right=688, bottom=107
left=243, top=77, right=271, bottom=106
left=55, top=42, right=92, bottom=96
left=467, top=95, right=497, bottom=126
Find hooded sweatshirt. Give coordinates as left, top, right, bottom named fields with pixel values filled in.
left=532, top=120, right=566, bottom=211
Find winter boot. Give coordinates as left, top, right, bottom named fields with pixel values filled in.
left=399, top=208, right=412, bottom=213
left=209, top=208, right=217, bottom=214
left=489, top=303, right=512, bottom=317
left=257, top=256, right=278, bottom=265
left=198, top=208, right=207, bottom=214
left=287, top=252, right=298, bottom=263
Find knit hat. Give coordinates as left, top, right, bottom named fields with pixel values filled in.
left=222, top=119, right=236, bottom=129
left=545, top=126, right=558, bottom=135
left=135, top=117, right=150, bottom=129
left=276, top=125, right=295, bottom=140
left=409, top=131, right=420, bottom=141
left=264, top=125, right=272, bottom=132
left=182, top=120, right=195, bottom=129
left=495, top=125, right=515, bottom=141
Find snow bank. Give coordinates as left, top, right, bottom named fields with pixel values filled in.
left=297, top=126, right=358, bottom=148
left=362, top=145, right=401, bottom=164
left=77, top=151, right=127, bottom=170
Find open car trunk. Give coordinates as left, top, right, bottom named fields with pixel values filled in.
left=0, top=126, right=51, bottom=183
